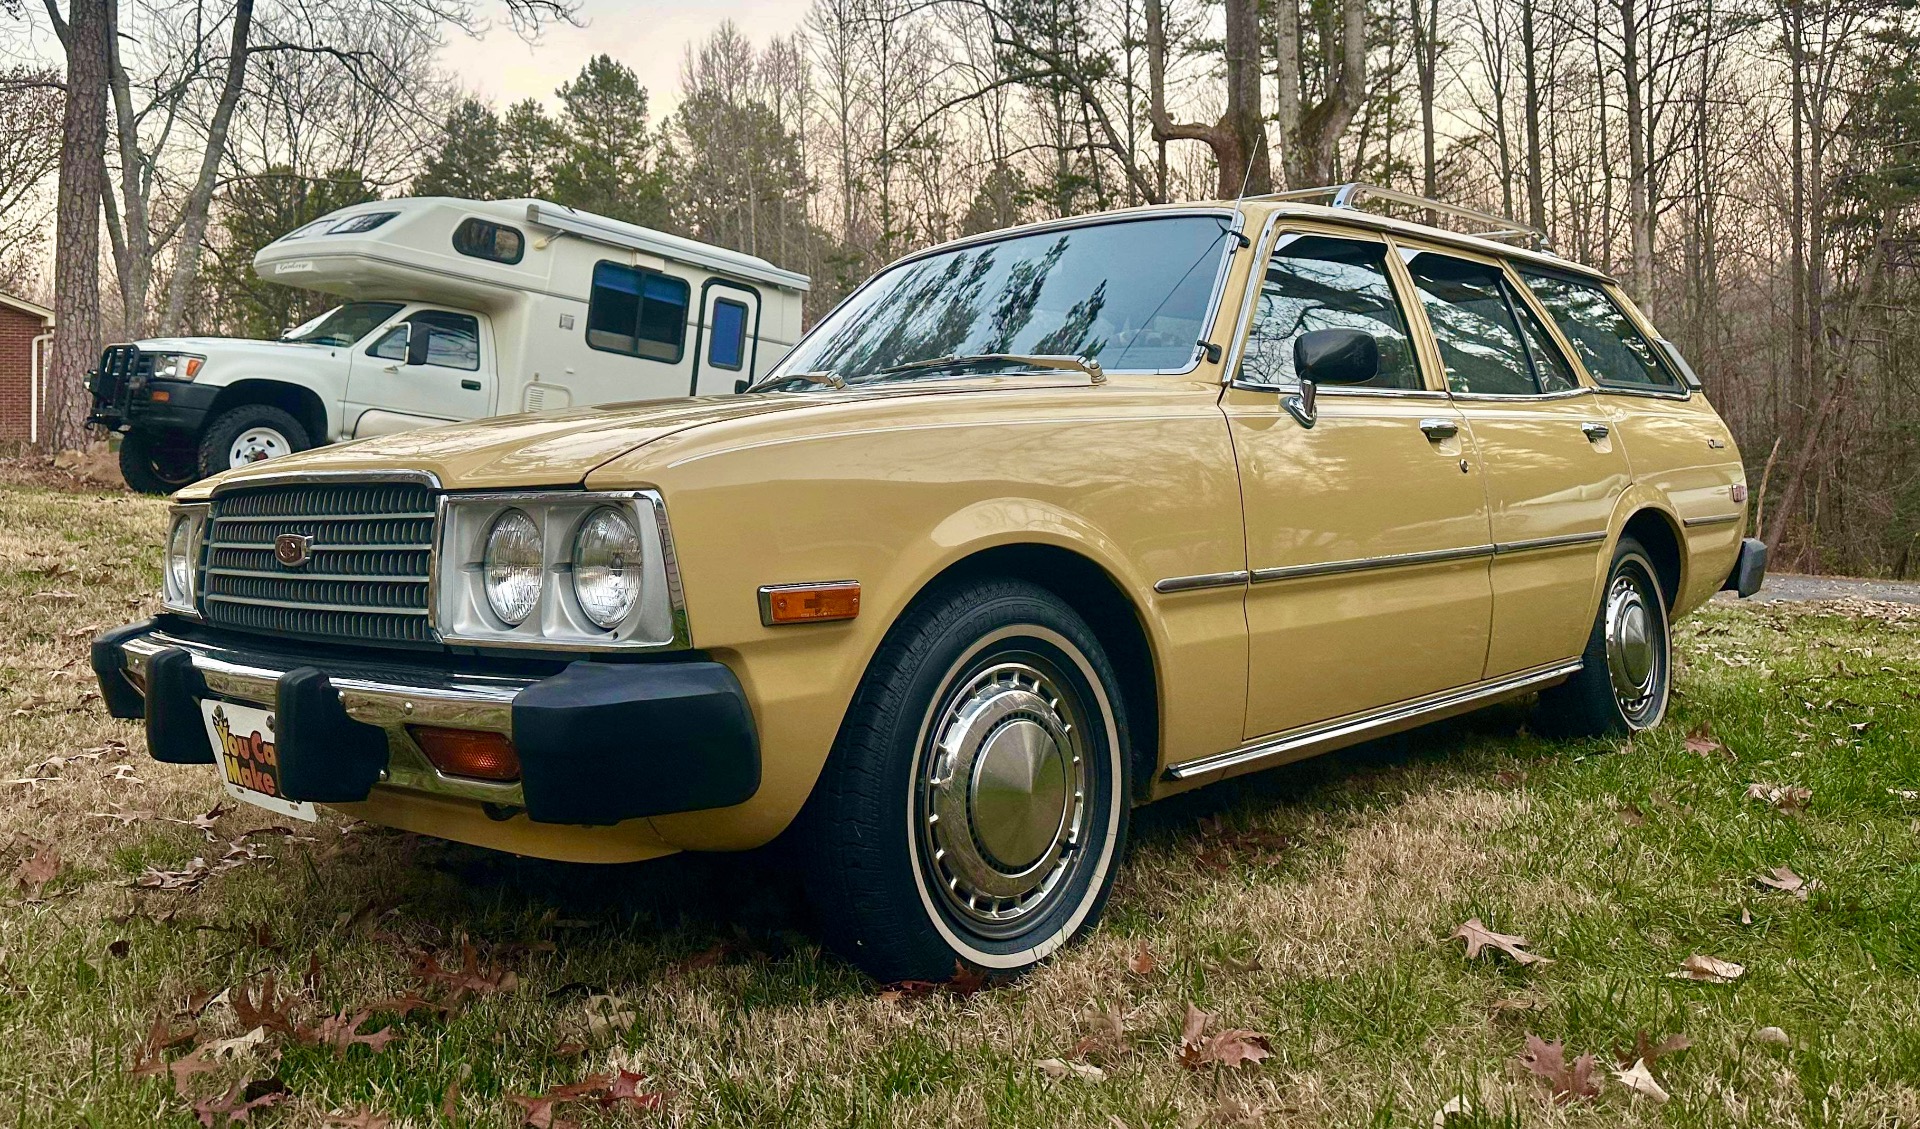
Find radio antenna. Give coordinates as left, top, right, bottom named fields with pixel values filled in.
left=1225, top=129, right=1269, bottom=250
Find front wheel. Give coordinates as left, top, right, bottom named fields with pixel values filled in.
left=1534, top=536, right=1672, bottom=737
left=117, top=430, right=199, bottom=495
left=802, top=579, right=1132, bottom=982
left=197, top=405, right=311, bottom=476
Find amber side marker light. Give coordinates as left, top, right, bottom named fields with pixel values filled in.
left=412, top=726, right=521, bottom=782
left=759, top=581, right=861, bottom=626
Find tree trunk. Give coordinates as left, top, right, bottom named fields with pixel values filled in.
left=157, top=0, right=256, bottom=336
left=45, top=0, right=109, bottom=451
left=1520, top=0, right=1546, bottom=233
left=1147, top=0, right=1268, bottom=197
left=1619, top=0, right=1653, bottom=299
left=1276, top=0, right=1368, bottom=186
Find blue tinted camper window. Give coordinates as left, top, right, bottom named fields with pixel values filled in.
left=708, top=298, right=749, bottom=371
left=587, top=262, right=690, bottom=363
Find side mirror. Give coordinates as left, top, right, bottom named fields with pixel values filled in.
left=403, top=323, right=430, bottom=367
left=1284, top=328, right=1379, bottom=428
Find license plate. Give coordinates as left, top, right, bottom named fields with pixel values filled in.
left=199, top=700, right=318, bottom=822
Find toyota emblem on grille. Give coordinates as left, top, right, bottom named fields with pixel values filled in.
left=274, top=533, right=313, bottom=568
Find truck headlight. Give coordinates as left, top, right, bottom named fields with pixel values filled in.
left=149, top=353, right=205, bottom=381
left=571, top=507, right=642, bottom=628
left=482, top=509, right=542, bottom=625
left=439, top=491, right=685, bottom=651
left=161, top=504, right=208, bottom=616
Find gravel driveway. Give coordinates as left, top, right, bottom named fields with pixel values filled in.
left=1716, top=572, right=1920, bottom=605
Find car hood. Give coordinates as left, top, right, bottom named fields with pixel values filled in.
left=178, top=393, right=869, bottom=497
left=135, top=335, right=334, bottom=361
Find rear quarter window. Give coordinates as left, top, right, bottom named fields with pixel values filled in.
left=1520, top=272, right=1681, bottom=392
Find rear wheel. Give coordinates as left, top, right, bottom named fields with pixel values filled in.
left=802, top=579, right=1132, bottom=982
left=1534, top=536, right=1672, bottom=737
left=117, top=430, right=199, bottom=495
left=197, top=405, right=310, bottom=477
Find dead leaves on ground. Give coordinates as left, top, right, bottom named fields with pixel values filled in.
left=1515, top=1034, right=1602, bottom=1103
left=1756, top=865, right=1821, bottom=900
left=10, top=838, right=61, bottom=899
left=1669, top=953, right=1746, bottom=983
left=1176, top=1003, right=1272, bottom=1071
left=1746, top=781, right=1813, bottom=812
left=509, top=1070, right=664, bottom=1128
left=1450, top=918, right=1552, bottom=966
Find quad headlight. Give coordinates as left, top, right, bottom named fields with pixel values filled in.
left=438, top=491, right=683, bottom=650
left=161, top=504, right=208, bottom=616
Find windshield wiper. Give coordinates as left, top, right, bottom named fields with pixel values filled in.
left=867, top=353, right=1107, bottom=385
left=746, top=370, right=847, bottom=393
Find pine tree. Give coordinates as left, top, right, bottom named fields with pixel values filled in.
left=549, top=55, right=674, bottom=228
left=413, top=98, right=505, bottom=200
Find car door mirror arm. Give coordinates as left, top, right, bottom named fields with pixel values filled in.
left=1283, top=379, right=1319, bottom=428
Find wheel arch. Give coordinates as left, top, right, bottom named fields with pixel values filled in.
left=1615, top=503, right=1685, bottom=611
left=207, top=380, right=330, bottom=445
left=903, top=542, right=1163, bottom=802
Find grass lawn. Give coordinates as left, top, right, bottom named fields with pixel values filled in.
left=1, top=474, right=1916, bottom=1128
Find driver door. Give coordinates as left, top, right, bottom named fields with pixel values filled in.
left=346, top=308, right=494, bottom=438
left=1225, top=227, right=1494, bottom=741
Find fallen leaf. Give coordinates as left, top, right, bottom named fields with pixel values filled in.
left=168, top=1045, right=222, bottom=1097
left=1683, top=726, right=1727, bottom=757
left=1516, top=1034, right=1602, bottom=1103
left=1888, top=787, right=1918, bottom=802
left=1036, top=1057, right=1106, bottom=1081
left=1746, top=782, right=1811, bottom=811
left=306, top=1009, right=398, bottom=1058
left=411, top=939, right=519, bottom=1009
left=1613, top=1058, right=1670, bottom=1103
left=1618, top=802, right=1647, bottom=826
left=1068, top=1007, right=1129, bottom=1062
left=12, top=841, right=60, bottom=898
left=1431, top=1095, right=1475, bottom=1126
left=947, top=961, right=990, bottom=996
left=1450, top=918, right=1552, bottom=966
left=1619, top=1031, right=1691, bottom=1068
left=1753, top=1026, right=1791, bottom=1046
left=1755, top=866, right=1819, bottom=900
left=232, top=973, right=301, bottom=1037
left=1127, top=942, right=1156, bottom=976
left=1668, top=953, right=1745, bottom=983
left=583, top=993, right=634, bottom=1040
left=324, top=1109, right=392, bottom=1129
left=205, top=1027, right=268, bottom=1059
left=1175, top=1003, right=1272, bottom=1070
left=192, top=1077, right=287, bottom=1126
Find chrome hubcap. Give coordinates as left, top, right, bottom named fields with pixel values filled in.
left=229, top=427, right=291, bottom=467
left=1604, top=569, right=1663, bottom=722
left=920, top=660, right=1088, bottom=936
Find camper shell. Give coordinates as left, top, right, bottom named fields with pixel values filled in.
left=88, top=197, right=809, bottom=492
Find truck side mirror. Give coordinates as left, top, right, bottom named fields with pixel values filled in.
left=1284, top=328, right=1379, bottom=428
left=404, top=323, right=430, bottom=367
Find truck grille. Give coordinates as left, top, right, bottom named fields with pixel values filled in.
left=200, top=481, right=437, bottom=647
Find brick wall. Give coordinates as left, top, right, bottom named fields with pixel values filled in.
left=0, top=306, right=53, bottom=442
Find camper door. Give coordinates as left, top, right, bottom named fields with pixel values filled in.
left=346, top=307, right=494, bottom=437
left=689, top=282, right=761, bottom=395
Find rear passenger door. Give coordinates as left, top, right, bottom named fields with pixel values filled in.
left=1398, top=244, right=1631, bottom=677
left=1225, top=228, right=1493, bottom=741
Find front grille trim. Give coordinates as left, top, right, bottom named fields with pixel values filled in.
left=198, top=477, right=441, bottom=649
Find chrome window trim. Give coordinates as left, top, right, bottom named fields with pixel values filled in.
left=1595, top=385, right=1693, bottom=402
left=431, top=488, right=692, bottom=653
left=1164, top=659, right=1583, bottom=780
left=1153, top=570, right=1251, bottom=594
left=1249, top=543, right=1494, bottom=583
left=1218, top=210, right=1286, bottom=384
left=1447, top=386, right=1596, bottom=403
left=1682, top=513, right=1742, bottom=528
left=773, top=208, right=1247, bottom=382
left=1492, top=531, right=1608, bottom=554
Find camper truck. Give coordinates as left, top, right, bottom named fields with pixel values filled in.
left=87, top=198, right=810, bottom=493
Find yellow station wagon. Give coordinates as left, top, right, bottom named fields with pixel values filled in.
left=94, top=186, right=1768, bottom=980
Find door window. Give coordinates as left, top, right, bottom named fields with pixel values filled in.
left=1519, top=271, right=1681, bottom=391
left=708, top=298, right=749, bottom=371
left=1407, top=253, right=1572, bottom=396
left=365, top=311, right=481, bottom=371
left=587, top=262, right=691, bottom=363
left=1239, top=235, right=1422, bottom=390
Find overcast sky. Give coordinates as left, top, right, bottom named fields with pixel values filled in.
left=438, top=0, right=815, bottom=114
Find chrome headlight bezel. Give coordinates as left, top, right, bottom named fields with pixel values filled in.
left=161, top=503, right=209, bottom=617
left=435, top=490, right=686, bottom=652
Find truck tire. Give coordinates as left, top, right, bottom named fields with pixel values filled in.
left=801, top=578, right=1133, bottom=982
left=1533, top=536, right=1672, bottom=738
left=197, top=405, right=311, bottom=477
left=118, top=430, right=199, bottom=495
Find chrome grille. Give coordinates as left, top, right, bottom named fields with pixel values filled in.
left=200, top=481, right=436, bottom=647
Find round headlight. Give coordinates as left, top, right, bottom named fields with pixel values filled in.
left=571, top=506, right=642, bottom=629
left=166, top=516, right=193, bottom=600
left=482, top=509, right=542, bottom=625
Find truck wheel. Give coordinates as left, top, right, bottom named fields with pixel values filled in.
left=1533, top=536, right=1672, bottom=738
left=117, top=430, right=199, bottom=495
left=802, top=579, right=1132, bottom=982
left=197, top=405, right=310, bottom=476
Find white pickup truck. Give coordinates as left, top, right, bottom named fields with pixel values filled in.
left=88, top=197, right=810, bottom=493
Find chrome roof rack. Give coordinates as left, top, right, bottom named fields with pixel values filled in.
left=1252, top=182, right=1549, bottom=250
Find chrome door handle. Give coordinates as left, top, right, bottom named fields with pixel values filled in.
left=1582, top=421, right=1611, bottom=441
left=1419, top=418, right=1459, bottom=440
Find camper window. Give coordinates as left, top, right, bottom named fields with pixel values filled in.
left=366, top=311, right=482, bottom=370
left=708, top=298, right=749, bottom=371
left=453, top=218, right=525, bottom=264
left=329, top=211, right=398, bottom=235
left=587, top=261, right=690, bottom=363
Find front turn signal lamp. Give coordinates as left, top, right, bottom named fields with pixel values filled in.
left=412, top=726, right=521, bottom=782
left=758, top=581, right=861, bottom=626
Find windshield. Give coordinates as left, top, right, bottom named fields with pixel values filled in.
left=282, top=301, right=405, bottom=346
left=773, top=214, right=1235, bottom=385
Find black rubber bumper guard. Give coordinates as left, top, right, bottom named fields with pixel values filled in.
left=1721, top=537, right=1768, bottom=598
left=91, top=620, right=760, bottom=826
